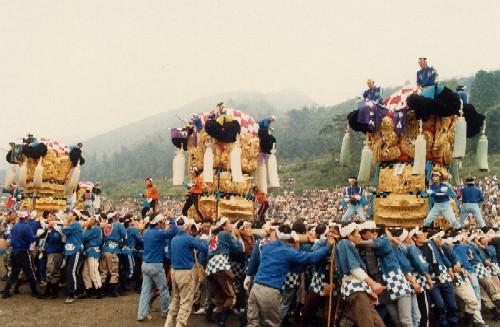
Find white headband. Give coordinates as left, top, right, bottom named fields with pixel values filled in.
left=216, top=217, right=229, bottom=229
left=430, top=231, right=445, bottom=240
left=359, top=220, right=376, bottom=231
left=278, top=230, right=298, bottom=242
left=340, top=223, right=357, bottom=238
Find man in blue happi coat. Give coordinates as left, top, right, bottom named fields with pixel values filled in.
left=459, top=177, right=487, bottom=231
left=417, top=57, right=438, bottom=87
left=363, top=79, right=383, bottom=103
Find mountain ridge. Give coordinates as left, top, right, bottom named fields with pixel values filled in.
left=83, top=89, right=317, bottom=158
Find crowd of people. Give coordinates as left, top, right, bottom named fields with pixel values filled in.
left=0, top=173, right=498, bottom=327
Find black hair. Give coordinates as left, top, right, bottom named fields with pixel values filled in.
left=235, top=221, right=245, bottom=230
left=278, top=224, right=292, bottom=235
left=42, top=211, right=50, bottom=219
left=292, top=221, right=307, bottom=235
left=99, top=212, right=107, bottom=221
left=426, top=229, right=438, bottom=239
left=315, top=224, right=327, bottom=236
left=389, top=228, right=403, bottom=237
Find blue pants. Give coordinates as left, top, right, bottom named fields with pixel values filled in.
left=137, top=263, right=170, bottom=318
left=430, top=282, right=459, bottom=327
left=5, top=249, right=38, bottom=294
left=120, top=253, right=135, bottom=280
left=458, top=203, right=485, bottom=228
left=38, top=254, right=47, bottom=281
left=423, top=202, right=460, bottom=229
left=341, top=204, right=366, bottom=223
left=66, top=252, right=84, bottom=296
left=281, top=287, right=297, bottom=319
left=417, top=290, right=430, bottom=327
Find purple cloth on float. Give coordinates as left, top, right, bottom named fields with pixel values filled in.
left=392, top=109, right=406, bottom=135
left=357, top=101, right=388, bottom=132
left=171, top=128, right=189, bottom=139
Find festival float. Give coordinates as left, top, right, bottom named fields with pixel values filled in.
left=170, top=106, right=279, bottom=222
left=3, top=135, right=85, bottom=212
left=341, top=85, right=487, bottom=228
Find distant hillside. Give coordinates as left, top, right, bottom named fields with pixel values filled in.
left=83, top=89, right=316, bottom=159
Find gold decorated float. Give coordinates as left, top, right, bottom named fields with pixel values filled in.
left=3, top=136, right=84, bottom=212
left=343, top=85, right=487, bottom=228
left=171, top=107, right=279, bottom=222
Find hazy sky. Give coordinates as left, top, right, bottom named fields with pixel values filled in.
left=1, top=0, right=499, bottom=152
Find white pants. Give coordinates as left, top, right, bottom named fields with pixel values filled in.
left=83, top=257, right=102, bottom=289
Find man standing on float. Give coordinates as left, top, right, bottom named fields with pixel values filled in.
left=341, top=177, right=366, bottom=223
left=416, top=57, right=438, bottom=87
left=422, top=171, right=460, bottom=230
left=459, top=177, right=487, bottom=231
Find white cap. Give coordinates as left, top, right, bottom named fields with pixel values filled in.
left=443, top=236, right=459, bottom=244
left=430, top=231, right=445, bottom=240
left=238, top=221, right=252, bottom=230
left=216, top=217, right=230, bottom=229
left=340, top=223, right=358, bottom=238
left=17, top=211, right=29, bottom=218
left=278, top=230, right=298, bottom=242
left=359, top=220, right=377, bottom=231
left=150, top=214, right=165, bottom=225
left=328, top=220, right=340, bottom=228
left=263, top=222, right=279, bottom=232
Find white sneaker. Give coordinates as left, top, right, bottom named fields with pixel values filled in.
left=193, top=308, right=205, bottom=315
